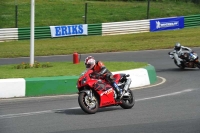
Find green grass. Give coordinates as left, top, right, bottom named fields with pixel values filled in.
left=1, top=27, right=200, bottom=79
left=0, top=27, right=200, bottom=58
left=0, top=0, right=200, bottom=28
left=1, top=0, right=200, bottom=79
left=0, top=61, right=147, bottom=79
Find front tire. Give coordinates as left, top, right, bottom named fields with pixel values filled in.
left=78, top=92, right=99, bottom=114
left=120, top=89, right=135, bottom=109
left=174, top=60, right=185, bottom=69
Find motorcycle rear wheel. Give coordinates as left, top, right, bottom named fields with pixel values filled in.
left=196, top=61, right=200, bottom=69
left=78, top=92, right=99, bottom=114
left=120, top=89, right=135, bottom=109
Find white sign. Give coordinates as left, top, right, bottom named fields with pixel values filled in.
left=50, top=24, right=88, bottom=37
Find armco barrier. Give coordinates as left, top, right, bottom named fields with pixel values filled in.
left=102, top=20, right=149, bottom=36
left=1, top=14, right=200, bottom=42
left=18, top=26, right=51, bottom=40
left=0, top=65, right=157, bottom=98
left=184, top=14, right=200, bottom=28
left=88, top=23, right=102, bottom=36
left=18, top=24, right=102, bottom=40
left=0, top=24, right=102, bottom=42
left=0, top=28, right=18, bottom=42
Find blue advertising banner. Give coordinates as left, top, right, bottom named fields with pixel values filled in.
left=150, top=17, right=184, bottom=32
left=50, top=24, right=88, bottom=37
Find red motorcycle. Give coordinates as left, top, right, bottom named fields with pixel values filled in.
left=77, top=69, right=135, bottom=114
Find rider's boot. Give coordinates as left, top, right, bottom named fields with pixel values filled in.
left=176, top=59, right=182, bottom=67
left=174, top=54, right=182, bottom=66
left=112, top=82, right=123, bottom=98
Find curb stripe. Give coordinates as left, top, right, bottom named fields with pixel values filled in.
left=0, top=65, right=157, bottom=98
left=0, top=78, right=25, bottom=98
left=144, top=65, right=157, bottom=84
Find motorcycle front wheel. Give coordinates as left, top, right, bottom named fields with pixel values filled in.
left=78, top=92, right=99, bottom=114
left=120, top=89, right=135, bottom=109
left=174, top=60, right=185, bottom=69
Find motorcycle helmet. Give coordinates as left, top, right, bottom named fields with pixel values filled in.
left=84, top=56, right=95, bottom=69
left=175, top=42, right=181, bottom=51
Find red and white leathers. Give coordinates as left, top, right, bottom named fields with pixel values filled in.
left=84, top=56, right=122, bottom=97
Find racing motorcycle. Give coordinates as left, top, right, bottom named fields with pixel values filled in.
left=76, top=69, right=135, bottom=114
left=168, top=51, right=200, bottom=69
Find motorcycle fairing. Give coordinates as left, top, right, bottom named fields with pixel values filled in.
left=94, top=82, right=116, bottom=107
left=99, top=88, right=116, bottom=107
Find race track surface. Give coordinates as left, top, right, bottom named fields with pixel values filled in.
left=0, top=48, right=200, bottom=133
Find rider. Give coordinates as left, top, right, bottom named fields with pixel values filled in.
left=169, top=42, right=193, bottom=66
left=84, top=56, right=123, bottom=98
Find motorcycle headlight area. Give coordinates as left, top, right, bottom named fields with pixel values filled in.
left=81, top=77, right=87, bottom=85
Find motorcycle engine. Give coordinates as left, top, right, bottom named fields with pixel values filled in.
left=188, top=62, right=194, bottom=68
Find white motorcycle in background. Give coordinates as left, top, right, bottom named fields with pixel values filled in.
left=168, top=51, right=200, bottom=69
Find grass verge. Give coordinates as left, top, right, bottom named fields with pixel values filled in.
left=0, top=61, right=148, bottom=79
left=1, top=27, right=200, bottom=79
left=0, top=27, right=200, bottom=58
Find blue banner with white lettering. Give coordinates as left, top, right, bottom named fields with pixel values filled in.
left=50, top=24, right=88, bottom=37
left=150, top=17, right=184, bottom=32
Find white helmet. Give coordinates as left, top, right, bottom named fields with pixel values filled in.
left=175, top=42, right=181, bottom=51
left=84, top=56, right=95, bottom=69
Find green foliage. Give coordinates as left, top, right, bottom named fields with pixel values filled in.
left=191, top=0, right=200, bottom=4
left=0, top=61, right=147, bottom=79
left=14, top=61, right=53, bottom=69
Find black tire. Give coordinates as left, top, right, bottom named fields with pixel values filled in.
left=174, top=60, right=185, bottom=69
left=196, top=61, right=200, bottom=69
left=78, top=92, right=99, bottom=114
left=120, top=89, right=135, bottom=109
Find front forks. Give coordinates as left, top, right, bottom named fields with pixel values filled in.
left=79, top=89, right=94, bottom=101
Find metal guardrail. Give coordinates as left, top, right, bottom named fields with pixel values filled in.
left=0, top=28, right=18, bottom=42
left=102, top=20, right=150, bottom=36
left=0, top=14, right=200, bottom=42
left=184, top=14, right=200, bottom=27
left=88, top=23, right=102, bottom=36
left=18, top=26, right=51, bottom=40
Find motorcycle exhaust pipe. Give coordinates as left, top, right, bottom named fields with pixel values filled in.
left=123, top=78, right=132, bottom=91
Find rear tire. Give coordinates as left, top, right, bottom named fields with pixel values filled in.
left=120, top=89, right=135, bottom=109
left=196, top=61, right=200, bottom=69
left=78, top=92, right=99, bottom=114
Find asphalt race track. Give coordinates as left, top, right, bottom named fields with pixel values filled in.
left=0, top=48, right=200, bottom=133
